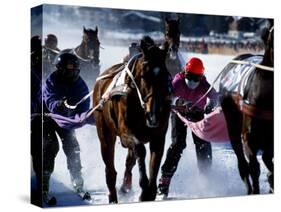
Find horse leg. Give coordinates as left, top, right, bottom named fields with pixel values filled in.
left=262, top=147, right=274, bottom=193
left=248, top=154, right=260, bottom=194
left=221, top=96, right=252, bottom=194
left=134, top=143, right=149, bottom=201
left=146, top=136, right=165, bottom=201
left=99, top=133, right=118, bottom=203
left=244, top=139, right=260, bottom=194
left=261, top=124, right=274, bottom=193
left=120, top=148, right=136, bottom=193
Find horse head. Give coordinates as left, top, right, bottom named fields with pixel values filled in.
left=80, top=26, right=100, bottom=64
left=128, top=36, right=172, bottom=128
left=164, top=17, right=181, bottom=60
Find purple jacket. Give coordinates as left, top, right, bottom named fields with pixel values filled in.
left=172, top=73, right=219, bottom=110
left=43, top=71, right=90, bottom=118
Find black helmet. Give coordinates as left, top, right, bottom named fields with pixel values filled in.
left=55, top=53, right=80, bottom=82
left=45, top=34, right=58, bottom=49
left=55, top=52, right=79, bottom=70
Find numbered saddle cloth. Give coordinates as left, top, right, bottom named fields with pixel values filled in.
left=220, top=54, right=263, bottom=98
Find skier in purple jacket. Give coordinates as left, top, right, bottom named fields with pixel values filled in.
left=42, top=53, right=91, bottom=203
left=158, top=57, right=219, bottom=197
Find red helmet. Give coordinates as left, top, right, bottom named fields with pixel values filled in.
left=185, top=57, right=204, bottom=75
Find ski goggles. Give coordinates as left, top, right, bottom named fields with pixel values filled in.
left=185, top=72, right=202, bottom=82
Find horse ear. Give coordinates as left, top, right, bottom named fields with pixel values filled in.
left=83, top=26, right=87, bottom=33
left=95, top=26, right=98, bottom=33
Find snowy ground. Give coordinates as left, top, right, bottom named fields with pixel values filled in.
left=31, top=45, right=271, bottom=207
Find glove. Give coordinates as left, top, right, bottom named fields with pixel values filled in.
left=175, top=97, right=192, bottom=107
left=56, top=97, right=67, bottom=113
left=204, top=102, right=214, bottom=114
left=185, top=106, right=204, bottom=121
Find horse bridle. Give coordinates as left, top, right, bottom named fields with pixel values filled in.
left=72, top=48, right=93, bottom=62
left=124, top=54, right=147, bottom=109
left=73, top=38, right=100, bottom=63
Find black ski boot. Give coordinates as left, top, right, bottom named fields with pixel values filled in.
left=70, top=171, right=92, bottom=201
left=157, top=175, right=172, bottom=199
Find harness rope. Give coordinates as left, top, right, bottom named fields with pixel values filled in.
left=229, top=60, right=273, bottom=72
left=189, top=67, right=225, bottom=110
left=124, top=62, right=146, bottom=109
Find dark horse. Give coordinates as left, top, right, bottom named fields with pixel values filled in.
left=93, top=37, right=171, bottom=203
left=163, top=17, right=183, bottom=78
left=220, top=23, right=274, bottom=194
left=62, top=26, right=100, bottom=86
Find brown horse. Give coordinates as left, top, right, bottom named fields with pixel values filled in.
left=61, top=26, right=100, bottom=87
left=163, top=17, right=183, bottom=78
left=220, top=21, right=274, bottom=194
left=74, top=26, right=100, bottom=65
left=93, top=37, right=172, bottom=203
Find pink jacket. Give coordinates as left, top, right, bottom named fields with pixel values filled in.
left=172, top=73, right=219, bottom=110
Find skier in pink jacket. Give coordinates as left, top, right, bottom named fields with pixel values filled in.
left=158, top=57, right=219, bottom=197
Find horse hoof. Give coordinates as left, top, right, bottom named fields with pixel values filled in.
left=120, top=175, right=132, bottom=193
left=139, top=189, right=156, bottom=202
left=108, top=192, right=118, bottom=204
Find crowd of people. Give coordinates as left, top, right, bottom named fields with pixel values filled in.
left=181, top=38, right=264, bottom=54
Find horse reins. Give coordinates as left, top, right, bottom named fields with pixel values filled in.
left=63, top=53, right=146, bottom=120
left=123, top=56, right=146, bottom=109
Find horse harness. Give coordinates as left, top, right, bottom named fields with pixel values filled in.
left=63, top=53, right=149, bottom=121
left=229, top=59, right=273, bottom=121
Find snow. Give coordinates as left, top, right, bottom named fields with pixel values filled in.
left=31, top=44, right=270, bottom=207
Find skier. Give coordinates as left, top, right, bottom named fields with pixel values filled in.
left=31, top=35, right=47, bottom=206
left=158, top=57, right=219, bottom=197
left=42, top=34, right=60, bottom=79
left=42, top=52, right=91, bottom=203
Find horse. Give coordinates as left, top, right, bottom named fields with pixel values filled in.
left=163, top=17, right=183, bottom=78
left=61, top=26, right=100, bottom=87
left=219, top=23, right=274, bottom=194
left=93, top=37, right=172, bottom=203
